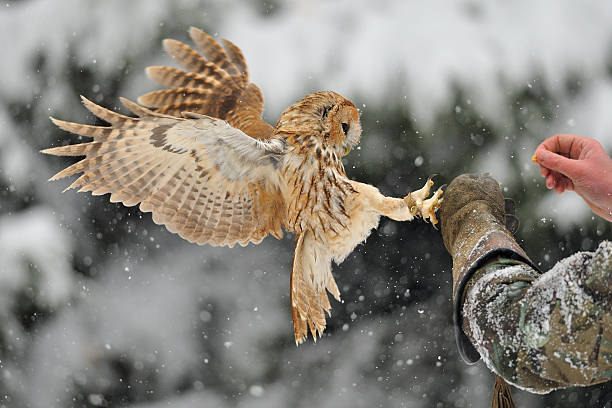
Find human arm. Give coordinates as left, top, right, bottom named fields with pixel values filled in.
left=439, top=173, right=612, bottom=396
left=463, top=242, right=612, bottom=394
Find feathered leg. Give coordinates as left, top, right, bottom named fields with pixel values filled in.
left=349, top=177, right=443, bottom=225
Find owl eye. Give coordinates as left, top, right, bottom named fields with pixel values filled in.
left=342, top=122, right=349, bottom=135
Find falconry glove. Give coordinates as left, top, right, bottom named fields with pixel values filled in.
left=439, top=173, right=540, bottom=408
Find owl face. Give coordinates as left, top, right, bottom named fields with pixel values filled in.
left=276, top=91, right=361, bottom=157
left=324, top=101, right=361, bottom=156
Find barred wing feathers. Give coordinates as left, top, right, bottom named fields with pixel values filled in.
left=42, top=97, right=286, bottom=247
left=138, top=27, right=273, bottom=141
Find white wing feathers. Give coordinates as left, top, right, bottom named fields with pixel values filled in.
left=182, top=112, right=285, bottom=183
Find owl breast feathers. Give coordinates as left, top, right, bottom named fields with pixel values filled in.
left=43, top=27, right=443, bottom=344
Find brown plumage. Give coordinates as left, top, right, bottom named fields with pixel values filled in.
left=42, top=27, right=443, bottom=344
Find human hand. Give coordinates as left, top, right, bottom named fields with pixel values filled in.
left=534, top=134, right=612, bottom=221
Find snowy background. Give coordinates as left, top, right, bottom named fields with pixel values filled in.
left=1, top=0, right=612, bottom=407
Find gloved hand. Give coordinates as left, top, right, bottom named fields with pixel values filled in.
left=439, top=174, right=523, bottom=293
left=439, top=173, right=538, bottom=408
left=439, top=173, right=536, bottom=363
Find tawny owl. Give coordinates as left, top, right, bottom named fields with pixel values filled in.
left=43, top=27, right=443, bottom=344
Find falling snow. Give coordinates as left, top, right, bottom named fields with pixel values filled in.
left=1, top=0, right=612, bottom=407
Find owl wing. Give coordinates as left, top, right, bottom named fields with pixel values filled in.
left=291, top=230, right=341, bottom=344
left=138, top=27, right=273, bottom=141
left=42, top=97, right=286, bottom=247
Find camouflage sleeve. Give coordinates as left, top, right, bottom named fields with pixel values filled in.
left=462, top=240, right=612, bottom=394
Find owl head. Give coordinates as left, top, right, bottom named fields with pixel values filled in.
left=275, top=91, right=362, bottom=156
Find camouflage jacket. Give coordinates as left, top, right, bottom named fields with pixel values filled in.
left=461, top=240, right=612, bottom=394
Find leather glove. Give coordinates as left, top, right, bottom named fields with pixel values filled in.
left=439, top=173, right=538, bottom=363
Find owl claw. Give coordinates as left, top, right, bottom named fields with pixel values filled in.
left=410, top=176, right=435, bottom=202
left=421, top=187, right=444, bottom=226
left=405, top=178, right=444, bottom=227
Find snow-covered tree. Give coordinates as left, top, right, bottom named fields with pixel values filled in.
left=1, top=1, right=611, bottom=406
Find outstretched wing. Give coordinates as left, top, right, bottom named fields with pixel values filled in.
left=138, top=27, right=273, bottom=140
left=291, top=230, right=341, bottom=344
left=43, top=97, right=286, bottom=247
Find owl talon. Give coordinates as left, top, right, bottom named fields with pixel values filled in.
left=405, top=179, right=443, bottom=227
left=420, top=187, right=444, bottom=225
left=410, top=176, right=435, bottom=202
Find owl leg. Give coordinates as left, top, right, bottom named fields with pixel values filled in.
left=403, top=177, right=444, bottom=226
left=349, top=180, right=442, bottom=224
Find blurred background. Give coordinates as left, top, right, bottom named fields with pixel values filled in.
left=1, top=0, right=612, bottom=407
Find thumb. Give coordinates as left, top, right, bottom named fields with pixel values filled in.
left=536, top=150, right=582, bottom=179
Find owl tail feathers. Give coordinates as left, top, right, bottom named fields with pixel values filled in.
left=290, top=231, right=341, bottom=345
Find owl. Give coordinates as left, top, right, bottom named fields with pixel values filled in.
left=43, top=27, right=443, bottom=344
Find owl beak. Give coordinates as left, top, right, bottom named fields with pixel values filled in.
left=343, top=146, right=351, bottom=156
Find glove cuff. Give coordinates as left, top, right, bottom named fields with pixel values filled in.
left=453, top=230, right=540, bottom=364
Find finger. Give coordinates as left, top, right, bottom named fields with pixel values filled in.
left=535, top=150, right=582, bottom=180
left=561, top=174, right=574, bottom=191
left=553, top=172, right=570, bottom=194
left=547, top=171, right=570, bottom=191
left=546, top=173, right=555, bottom=189
left=539, top=165, right=550, bottom=178
left=552, top=173, right=563, bottom=194
left=562, top=174, right=574, bottom=191
left=536, top=133, right=589, bottom=159
left=556, top=174, right=573, bottom=193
